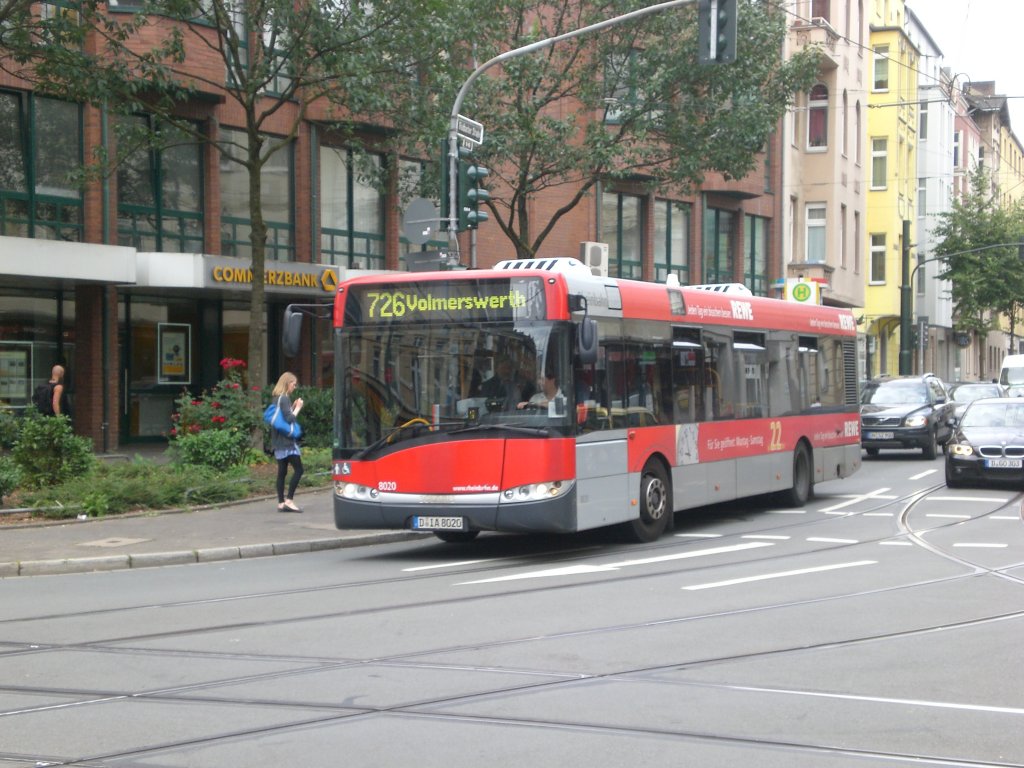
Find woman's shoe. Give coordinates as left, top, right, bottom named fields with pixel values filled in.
left=282, top=500, right=302, bottom=513
left=277, top=502, right=286, bottom=512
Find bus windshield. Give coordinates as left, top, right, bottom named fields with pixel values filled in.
left=337, top=319, right=574, bottom=456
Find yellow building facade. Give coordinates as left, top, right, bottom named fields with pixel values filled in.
left=863, top=0, right=919, bottom=377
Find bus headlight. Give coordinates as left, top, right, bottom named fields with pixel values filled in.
left=335, top=481, right=380, bottom=501
left=500, top=480, right=571, bottom=503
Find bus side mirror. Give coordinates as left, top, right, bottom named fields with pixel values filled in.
left=282, top=305, right=304, bottom=358
left=577, top=317, right=598, bottom=364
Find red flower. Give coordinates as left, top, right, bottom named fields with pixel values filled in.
left=189, top=424, right=201, bottom=433
left=220, top=357, right=247, bottom=370
left=211, top=415, right=227, bottom=424
left=191, top=400, right=202, bottom=406
left=210, top=401, right=222, bottom=409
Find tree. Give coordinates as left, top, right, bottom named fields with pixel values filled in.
left=933, top=168, right=1024, bottom=364
left=0, top=0, right=466, bottom=388
left=415, top=0, right=821, bottom=258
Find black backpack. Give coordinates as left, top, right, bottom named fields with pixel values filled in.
left=33, top=382, right=55, bottom=416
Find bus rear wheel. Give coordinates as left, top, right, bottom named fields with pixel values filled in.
left=434, top=530, right=480, bottom=543
left=621, top=461, right=671, bottom=543
left=778, top=443, right=813, bottom=507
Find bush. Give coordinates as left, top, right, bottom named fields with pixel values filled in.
left=292, top=386, right=332, bottom=449
left=0, top=455, right=20, bottom=503
left=0, top=408, right=20, bottom=450
left=11, top=410, right=97, bottom=488
left=169, top=357, right=261, bottom=466
left=171, top=428, right=251, bottom=470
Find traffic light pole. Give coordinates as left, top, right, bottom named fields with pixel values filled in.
left=445, top=0, right=701, bottom=262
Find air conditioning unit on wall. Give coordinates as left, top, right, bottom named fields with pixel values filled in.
left=579, top=241, right=609, bottom=277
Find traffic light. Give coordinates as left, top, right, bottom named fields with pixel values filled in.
left=698, top=0, right=737, bottom=65
left=458, top=154, right=490, bottom=231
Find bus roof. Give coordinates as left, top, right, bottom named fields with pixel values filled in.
left=336, top=261, right=857, bottom=337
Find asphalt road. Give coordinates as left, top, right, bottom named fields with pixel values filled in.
left=2, top=451, right=1023, bottom=767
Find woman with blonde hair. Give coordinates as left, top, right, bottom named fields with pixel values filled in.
left=271, top=371, right=304, bottom=512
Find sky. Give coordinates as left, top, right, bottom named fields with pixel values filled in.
left=907, top=0, right=1024, bottom=129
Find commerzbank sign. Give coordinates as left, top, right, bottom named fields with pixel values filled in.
left=206, top=256, right=339, bottom=295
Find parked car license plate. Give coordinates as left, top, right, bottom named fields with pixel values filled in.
left=412, top=516, right=465, bottom=531
left=865, top=431, right=894, bottom=440
left=985, top=458, right=1023, bottom=469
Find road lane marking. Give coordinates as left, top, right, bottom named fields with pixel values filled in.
left=880, top=540, right=913, bottom=546
left=807, top=537, right=859, bottom=544
left=926, top=513, right=971, bottom=520
left=909, top=469, right=938, bottom=480
left=864, top=512, right=894, bottom=517
left=742, top=534, right=790, bottom=540
left=403, top=560, right=490, bottom=572
left=674, top=533, right=722, bottom=539
left=991, top=515, right=1019, bottom=521
left=821, top=487, right=896, bottom=514
left=728, top=684, right=1024, bottom=716
left=682, top=560, right=876, bottom=591
left=929, top=496, right=1010, bottom=503
left=953, top=542, right=1008, bottom=549
left=457, top=542, right=773, bottom=585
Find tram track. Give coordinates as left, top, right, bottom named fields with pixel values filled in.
left=3, top=480, right=1024, bottom=766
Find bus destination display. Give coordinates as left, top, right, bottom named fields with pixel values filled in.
left=345, top=278, right=544, bottom=325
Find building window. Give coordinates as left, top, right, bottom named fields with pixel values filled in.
left=805, top=204, right=826, bottom=263
left=840, top=203, right=847, bottom=269
left=873, top=45, right=889, bottom=91
left=953, top=130, right=961, bottom=169
left=117, top=117, right=204, bottom=252
left=807, top=84, right=828, bottom=150
left=743, top=214, right=768, bottom=296
left=855, top=101, right=862, bottom=164
left=603, top=51, right=638, bottom=125
left=854, top=211, right=861, bottom=273
left=601, top=191, right=643, bottom=279
left=702, top=207, right=734, bottom=284
left=870, top=233, right=886, bottom=283
left=0, top=92, right=83, bottom=241
left=841, top=89, right=848, bottom=156
left=219, top=127, right=294, bottom=262
left=919, top=100, right=929, bottom=140
left=871, top=137, right=887, bottom=189
left=320, top=147, right=384, bottom=270
left=654, top=199, right=690, bottom=284
left=918, top=177, right=927, bottom=216
left=811, top=0, right=830, bottom=21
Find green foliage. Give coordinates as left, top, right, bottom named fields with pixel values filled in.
left=0, top=409, right=20, bottom=450
left=11, top=410, right=97, bottom=489
left=171, top=428, right=252, bottom=470
left=169, top=358, right=260, bottom=468
left=933, top=168, right=1024, bottom=336
left=292, top=386, right=333, bottom=449
left=0, top=455, right=21, bottom=502
left=17, top=448, right=334, bottom=519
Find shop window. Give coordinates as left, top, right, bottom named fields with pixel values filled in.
left=220, top=127, right=294, bottom=261
left=320, top=147, right=385, bottom=270
left=117, top=117, right=204, bottom=252
left=0, top=91, right=82, bottom=241
left=654, top=199, right=690, bottom=285
left=601, top=191, right=643, bottom=279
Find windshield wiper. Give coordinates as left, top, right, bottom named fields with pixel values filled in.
left=450, top=423, right=550, bottom=436
left=354, top=418, right=433, bottom=459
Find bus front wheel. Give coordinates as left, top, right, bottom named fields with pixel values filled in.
left=621, top=461, right=671, bottom=543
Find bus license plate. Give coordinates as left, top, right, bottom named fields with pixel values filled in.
left=413, top=516, right=465, bottom=531
left=985, top=458, right=1022, bottom=469
left=865, top=431, right=894, bottom=440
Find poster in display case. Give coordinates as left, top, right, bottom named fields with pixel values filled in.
left=157, top=323, right=191, bottom=385
left=0, top=343, right=31, bottom=408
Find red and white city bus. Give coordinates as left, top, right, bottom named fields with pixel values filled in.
left=291, top=257, right=861, bottom=543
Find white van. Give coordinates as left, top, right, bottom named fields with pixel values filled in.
left=999, top=354, right=1024, bottom=387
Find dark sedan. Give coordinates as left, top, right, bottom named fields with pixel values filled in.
left=860, top=375, right=954, bottom=459
left=947, top=381, right=1005, bottom=423
left=945, top=398, right=1024, bottom=488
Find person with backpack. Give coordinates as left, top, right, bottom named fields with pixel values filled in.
left=33, top=365, right=70, bottom=417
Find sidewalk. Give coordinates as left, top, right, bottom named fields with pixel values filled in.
left=0, top=445, right=425, bottom=577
